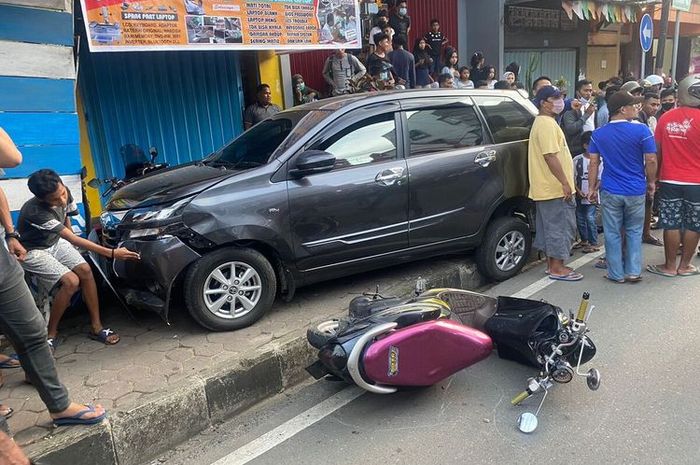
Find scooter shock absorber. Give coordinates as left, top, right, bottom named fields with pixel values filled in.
left=576, top=292, right=590, bottom=323
left=572, top=292, right=590, bottom=332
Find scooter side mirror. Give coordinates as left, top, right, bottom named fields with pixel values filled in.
left=80, top=166, right=88, bottom=179
left=586, top=368, right=601, bottom=391
left=517, top=412, right=538, bottom=433
left=87, top=178, right=101, bottom=189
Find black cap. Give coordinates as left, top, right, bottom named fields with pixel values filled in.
left=608, top=91, right=645, bottom=115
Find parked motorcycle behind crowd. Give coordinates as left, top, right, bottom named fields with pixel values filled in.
left=306, top=282, right=601, bottom=433
left=82, top=144, right=168, bottom=226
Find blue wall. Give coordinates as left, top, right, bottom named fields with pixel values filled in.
left=0, top=2, right=85, bottom=233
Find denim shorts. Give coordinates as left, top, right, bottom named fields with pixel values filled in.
left=657, top=182, right=700, bottom=233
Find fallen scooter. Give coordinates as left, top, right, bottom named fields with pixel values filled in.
left=306, top=282, right=601, bottom=433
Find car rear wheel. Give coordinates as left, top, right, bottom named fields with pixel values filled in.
left=476, top=216, right=531, bottom=282
left=184, top=247, right=277, bottom=331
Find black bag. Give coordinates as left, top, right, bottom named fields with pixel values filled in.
left=484, top=296, right=562, bottom=367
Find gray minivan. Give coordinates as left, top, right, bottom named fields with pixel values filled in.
left=91, top=89, right=537, bottom=331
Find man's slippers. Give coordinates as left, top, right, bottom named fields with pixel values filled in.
left=549, top=271, right=583, bottom=282
left=646, top=264, right=677, bottom=278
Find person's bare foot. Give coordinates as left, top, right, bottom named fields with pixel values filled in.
left=50, top=403, right=106, bottom=422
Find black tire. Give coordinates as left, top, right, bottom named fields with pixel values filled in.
left=476, top=216, right=532, bottom=282
left=184, top=247, right=277, bottom=331
left=306, top=319, right=342, bottom=349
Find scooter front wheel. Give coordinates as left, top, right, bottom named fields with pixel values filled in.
left=307, top=320, right=342, bottom=349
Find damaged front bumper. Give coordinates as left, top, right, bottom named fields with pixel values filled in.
left=88, top=229, right=200, bottom=321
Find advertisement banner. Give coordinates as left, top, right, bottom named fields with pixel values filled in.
left=80, top=0, right=361, bottom=52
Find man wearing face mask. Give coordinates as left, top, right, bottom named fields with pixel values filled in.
left=657, top=88, right=677, bottom=118
left=528, top=86, right=581, bottom=281
left=587, top=91, right=658, bottom=283
left=389, top=1, right=411, bottom=38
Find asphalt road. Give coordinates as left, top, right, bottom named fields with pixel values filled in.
left=151, top=246, right=700, bottom=465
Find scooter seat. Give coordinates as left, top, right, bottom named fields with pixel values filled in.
left=368, top=301, right=447, bottom=328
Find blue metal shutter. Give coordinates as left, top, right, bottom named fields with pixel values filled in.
left=78, top=49, right=244, bottom=182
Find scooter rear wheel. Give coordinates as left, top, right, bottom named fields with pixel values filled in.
left=307, top=320, right=342, bottom=349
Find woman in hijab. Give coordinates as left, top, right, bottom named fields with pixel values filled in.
left=502, top=71, right=516, bottom=88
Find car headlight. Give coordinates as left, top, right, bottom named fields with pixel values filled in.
left=124, top=196, right=192, bottom=227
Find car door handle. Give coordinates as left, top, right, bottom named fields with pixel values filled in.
left=375, top=167, right=405, bottom=186
left=475, top=150, right=497, bottom=168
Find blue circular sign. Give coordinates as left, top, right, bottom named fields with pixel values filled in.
left=640, top=14, right=653, bottom=52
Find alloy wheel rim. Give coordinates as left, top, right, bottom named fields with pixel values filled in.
left=202, top=261, right=262, bottom=319
left=494, top=231, right=526, bottom=272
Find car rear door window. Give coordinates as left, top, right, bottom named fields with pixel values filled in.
left=472, top=96, right=535, bottom=144
left=315, top=113, right=397, bottom=169
left=404, top=102, right=484, bottom=157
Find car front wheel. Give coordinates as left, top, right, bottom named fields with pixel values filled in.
left=184, top=247, right=277, bottom=331
left=476, top=216, right=532, bottom=282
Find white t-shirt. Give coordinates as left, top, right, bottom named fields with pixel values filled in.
left=573, top=154, right=602, bottom=205
left=580, top=100, right=596, bottom=133
left=369, top=26, right=394, bottom=45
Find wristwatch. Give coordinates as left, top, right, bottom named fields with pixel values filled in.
left=5, top=231, right=20, bottom=240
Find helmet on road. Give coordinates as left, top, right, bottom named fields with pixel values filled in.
left=677, top=75, right=700, bottom=108
left=645, top=74, right=664, bottom=87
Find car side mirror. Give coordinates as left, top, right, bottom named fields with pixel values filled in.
left=289, top=150, right=336, bottom=178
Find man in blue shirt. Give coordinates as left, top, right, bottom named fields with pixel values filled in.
left=587, top=91, right=658, bottom=283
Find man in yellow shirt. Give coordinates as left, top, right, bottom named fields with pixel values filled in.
left=528, top=86, right=582, bottom=281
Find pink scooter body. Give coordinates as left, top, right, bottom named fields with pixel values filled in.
left=362, top=320, right=494, bottom=386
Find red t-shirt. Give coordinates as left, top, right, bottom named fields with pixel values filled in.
left=655, top=107, right=700, bottom=183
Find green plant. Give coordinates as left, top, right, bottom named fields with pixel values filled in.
left=524, top=53, right=540, bottom=96
left=553, top=76, right=569, bottom=95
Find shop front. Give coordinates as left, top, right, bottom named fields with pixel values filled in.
left=75, top=0, right=363, bottom=217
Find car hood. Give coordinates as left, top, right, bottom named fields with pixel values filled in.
left=107, top=163, right=235, bottom=210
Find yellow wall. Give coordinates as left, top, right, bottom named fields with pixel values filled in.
left=76, top=90, right=102, bottom=218
left=257, top=50, right=285, bottom=108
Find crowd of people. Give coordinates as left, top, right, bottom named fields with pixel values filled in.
left=282, top=6, right=527, bottom=108
left=528, top=73, right=700, bottom=283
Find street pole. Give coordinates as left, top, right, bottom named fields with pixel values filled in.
left=671, top=9, right=681, bottom=80
left=641, top=47, right=646, bottom=79
left=655, top=0, right=672, bottom=75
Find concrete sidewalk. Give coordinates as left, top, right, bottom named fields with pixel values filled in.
left=2, top=254, right=492, bottom=465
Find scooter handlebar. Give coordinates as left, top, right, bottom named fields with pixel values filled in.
left=511, top=390, right=530, bottom=406
left=575, top=292, right=590, bottom=322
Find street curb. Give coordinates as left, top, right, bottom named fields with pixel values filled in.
left=25, top=257, right=487, bottom=465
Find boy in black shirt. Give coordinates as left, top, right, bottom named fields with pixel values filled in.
left=424, top=19, right=448, bottom=75
left=17, top=169, right=139, bottom=349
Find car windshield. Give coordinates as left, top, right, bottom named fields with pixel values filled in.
left=205, top=110, right=327, bottom=168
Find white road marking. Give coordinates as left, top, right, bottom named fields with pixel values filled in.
left=211, top=386, right=365, bottom=465
left=211, top=248, right=606, bottom=464
left=511, top=249, right=605, bottom=299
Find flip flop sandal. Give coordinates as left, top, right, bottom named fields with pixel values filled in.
left=646, top=264, right=677, bottom=278
left=625, top=275, right=643, bottom=283
left=549, top=271, right=583, bottom=282
left=594, top=259, right=608, bottom=269
left=0, top=354, right=20, bottom=369
left=677, top=266, right=700, bottom=277
left=603, top=275, right=625, bottom=284
left=89, top=328, right=120, bottom=345
left=643, top=237, right=663, bottom=246
left=0, top=405, right=13, bottom=419
left=53, top=405, right=106, bottom=427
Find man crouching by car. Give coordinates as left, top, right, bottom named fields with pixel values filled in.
left=17, top=169, right=139, bottom=350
